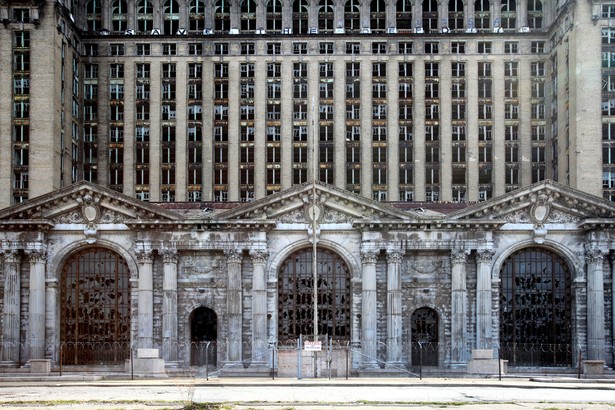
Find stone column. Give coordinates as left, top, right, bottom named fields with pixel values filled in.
left=476, top=249, right=495, bottom=350
left=225, top=249, right=243, bottom=362
left=585, top=245, right=606, bottom=361
left=360, top=250, right=378, bottom=367
left=45, top=278, right=57, bottom=361
left=386, top=249, right=404, bottom=366
left=161, top=249, right=179, bottom=363
left=26, top=248, right=47, bottom=360
left=450, top=249, right=468, bottom=365
left=136, top=249, right=154, bottom=349
left=1, top=250, right=21, bottom=364
left=250, top=250, right=269, bottom=364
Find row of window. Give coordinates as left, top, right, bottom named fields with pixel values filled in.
left=89, top=40, right=547, bottom=57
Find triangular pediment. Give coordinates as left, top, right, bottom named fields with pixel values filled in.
left=217, top=182, right=420, bottom=223
left=0, top=181, right=179, bottom=227
left=449, top=180, right=615, bottom=224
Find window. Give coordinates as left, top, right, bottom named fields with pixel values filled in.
left=110, top=64, right=124, bottom=78
left=478, top=41, right=492, bottom=54
left=424, top=41, right=439, bottom=54
left=110, top=43, right=125, bottom=56
left=293, top=42, right=307, bottom=54
left=451, top=62, right=465, bottom=77
left=531, top=62, right=545, bottom=77
left=241, top=42, right=255, bottom=55
left=163, top=43, right=177, bottom=55
left=136, top=43, right=150, bottom=55
left=372, top=42, right=387, bottom=54
left=531, top=41, right=545, bottom=53
left=267, top=42, right=281, bottom=55
left=451, top=41, right=465, bottom=54
left=504, top=42, right=518, bottom=54
left=214, top=43, right=229, bottom=55
left=189, top=43, right=203, bottom=55
left=346, top=42, right=360, bottom=54
left=399, top=42, right=413, bottom=54
left=84, top=43, right=99, bottom=56
left=320, top=42, right=334, bottom=54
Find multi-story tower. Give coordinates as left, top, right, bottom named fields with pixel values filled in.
left=0, top=0, right=607, bottom=206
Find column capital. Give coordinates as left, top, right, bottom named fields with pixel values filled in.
left=1, top=249, right=21, bottom=263
left=450, top=249, right=470, bottom=264
left=585, top=244, right=607, bottom=263
left=386, top=249, right=404, bottom=264
left=135, top=249, right=154, bottom=263
left=224, top=249, right=243, bottom=263
left=161, top=248, right=179, bottom=264
left=25, top=248, right=47, bottom=263
left=476, top=249, right=496, bottom=263
left=249, top=250, right=269, bottom=264
left=360, top=250, right=379, bottom=264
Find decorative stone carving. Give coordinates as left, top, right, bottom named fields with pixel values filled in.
left=503, top=210, right=532, bottom=223
left=135, top=249, right=154, bottom=263
left=161, top=249, right=179, bottom=264
left=547, top=210, right=581, bottom=224
left=585, top=244, right=606, bottom=263
left=405, top=259, right=446, bottom=274
left=476, top=249, right=496, bottom=263
left=224, top=249, right=243, bottom=263
left=25, top=248, right=47, bottom=263
left=360, top=250, right=379, bottom=264
left=181, top=256, right=223, bottom=275
left=277, top=209, right=306, bottom=223
left=249, top=250, right=269, bottom=264
left=450, top=249, right=469, bottom=264
left=386, top=249, right=404, bottom=264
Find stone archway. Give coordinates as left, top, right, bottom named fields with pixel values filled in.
left=190, top=307, right=217, bottom=366
left=60, top=247, right=131, bottom=365
left=499, top=247, right=573, bottom=366
left=410, top=307, right=439, bottom=366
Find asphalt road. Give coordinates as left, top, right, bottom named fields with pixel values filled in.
left=0, top=378, right=614, bottom=409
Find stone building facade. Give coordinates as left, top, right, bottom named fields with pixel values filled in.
left=0, top=180, right=614, bottom=375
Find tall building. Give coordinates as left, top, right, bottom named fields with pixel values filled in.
left=0, top=0, right=614, bottom=376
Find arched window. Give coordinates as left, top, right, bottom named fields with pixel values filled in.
left=190, top=307, right=217, bottom=366
left=500, top=248, right=573, bottom=366
left=528, top=0, right=543, bottom=30
left=86, top=0, right=102, bottom=32
left=318, top=0, right=335, bottom=33
left=411, top=307, right=438, bottom=366
left=501, top=0, right=516, bottom=29
left=111, top=0, right=127, bottom=32
left=473, top=0, right=490, bottom=30
left=422, top=0, right=438, bottom=32
left=278, top=248, right=351, bottom=341
left=370, top=0, right=386, bottom=32
left=163, top=0, right=180, bottom=34
left=396, top=0, right=412, bottom=31
left=60, top=248, right=131, bottom=365
left=215, top=0, right=231, bottom=32
left=267, top=0, right=283, bottom=33
left=190, top=0, right=206, bottom=31
left=137, top=0, right=154, bottom=32
left=241, top=0, right=257, bottom=32
left=293, top=0, right=309, bottom=34
left=448, top=0, right=464, bottom=31
left=345, top=0, right=361, bottom=32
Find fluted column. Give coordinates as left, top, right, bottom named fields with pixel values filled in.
left=136, top=249, right=154, bottom=349
left=360, top=250, right=378, bottom=367
left=45, top=278, right=57, bottom=361
left=225, top=249, right=243, bottom=362
left=26, top=248, right=47, bottom=360
left=386, top=249, right=404, bottom=366
left=585, top=245, right=606, bottom=361
left=161, top=249, right=179, bottom=362
left=476, top=249, right=495, bottom=350
left=450, top=249, right=469, bottom=364
left=1, top=250, right=21, bottom=364
left=250, top=250, right=269, bottom=364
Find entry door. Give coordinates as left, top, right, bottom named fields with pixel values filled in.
left=190, top=307, right=217, bottom=366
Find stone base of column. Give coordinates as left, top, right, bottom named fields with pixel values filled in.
left=0, top=361, right=20, bottom=368
left=466, top=349, right=506, bottom=375
left=28, top=359, right=51, bottom=374
left=125, top=349, right=168, bottom=378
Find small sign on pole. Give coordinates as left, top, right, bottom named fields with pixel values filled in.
left=304, top=340, right=322, bottom=351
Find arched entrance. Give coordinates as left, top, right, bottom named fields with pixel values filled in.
left=60, top=248, right=131, bottom=365
left=190, top=307, right=217, bottom=366
left=278, top=248, right=351, bottom=342
left=499, top=248, right=573, bottom=366
left=410, top=307, right=439, bottom=366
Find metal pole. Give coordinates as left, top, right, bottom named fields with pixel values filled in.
left=311, top=96, right=318, bottom=343
left=205, top=342, right=209, bottom=381
left=498, top=347, right=502, bottom=381
left=59, top=344, right=63, bottom=377
left=130, top=345, right=134, bottom=380
left=345, top=343, right=349, bottom=380
left=298, top=335, right=302, bottom=380
left=271, top=347, right=275, bottom=380
left=578, top=349, right=582, bottom=379
left=419, top=342, right=423, bottom=380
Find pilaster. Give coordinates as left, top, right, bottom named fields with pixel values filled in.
left=1, top=250, right=21, bottom=364
left=450, top=248, right=469, bottom=365
left=385, top=248, right=404, bottom=366
left=476, top=249, right=495, bottom=350
left=585, top=244, right=606, bottom=361
left=136, top=248, right=154, bottom=349
left=161, top=248, right=179, bottom=363
left=360, top=250, right=378, bottom=368
left=26, top=246, right=47, bottom=360
left=225, top=249, right=243, bottom=363
left=250, top=250, right=269, bottom=364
